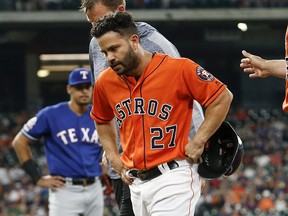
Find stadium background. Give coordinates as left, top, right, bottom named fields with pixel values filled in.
left=0, top=0, right=288, bottom=215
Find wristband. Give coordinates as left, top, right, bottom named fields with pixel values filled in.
left=21, top=159, right=42, bottom=184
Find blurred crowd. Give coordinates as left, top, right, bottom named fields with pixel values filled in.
left=0, top=0, right=288, bottom=11
left=1, top=107, right=288, bottom=215
left=197, top=107, right=288, bottom=216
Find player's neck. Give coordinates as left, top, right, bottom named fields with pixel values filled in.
left=133, top=51, right=153, bottom=79
left=68, top=101, right=88, bottom=115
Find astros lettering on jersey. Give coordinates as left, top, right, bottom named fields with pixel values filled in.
left=91, top=53, right=226, bottom=170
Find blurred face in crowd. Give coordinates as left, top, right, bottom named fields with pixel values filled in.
left=67, top=83, right=92, bottom=106
left=85, top=2, right=125, bottom=25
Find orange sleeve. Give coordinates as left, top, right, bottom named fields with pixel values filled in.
left=282, top=26, right=288, bottom=112
left=90, top=74, right=115, bottom=123
left=181, top=59, right=227, bottom=107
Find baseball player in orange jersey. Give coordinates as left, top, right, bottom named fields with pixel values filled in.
left=80, top=1, right=206, bottom=214
left=90, top=11, right=233, bottom=216
left=240, top=25, right=288, bottom=111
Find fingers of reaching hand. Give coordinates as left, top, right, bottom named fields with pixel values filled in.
left=243, top=67, right=255, bottom=74
left=240, top=57, right=252, bottom=68
left=240, top=58, right=251, bottom=65
left=242, top=50, right=252, bottom=58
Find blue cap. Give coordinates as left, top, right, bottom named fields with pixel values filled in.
left=68, top=68, right=92, bottom=86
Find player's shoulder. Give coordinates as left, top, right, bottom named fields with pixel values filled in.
left=96, top=67, right=116, bottom=83
left=48, top=101, right=68, bottom=110
left=156, top=53, right=193, bottom=63
left=135, top=21, right=156, bottom=30
left=89, top=37, right=99, bottom=51
left=89, top=36, right=97, bottom=44
left=155, top=53, right=198, bottom=70
left=38, top=102, right=68, bottom=116
left=135, top=21, right=157, bottom=37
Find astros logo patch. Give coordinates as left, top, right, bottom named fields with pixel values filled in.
left=196, top=66, right=215, bottom=82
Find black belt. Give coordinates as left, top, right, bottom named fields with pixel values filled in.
left=66, top=178, right=96, bottom=186
left=128, top=160, right=179, bottom=181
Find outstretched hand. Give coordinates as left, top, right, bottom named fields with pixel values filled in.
left=240, top=50, right=270, bottom=78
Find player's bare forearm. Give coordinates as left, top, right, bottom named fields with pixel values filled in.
left=240, top=50, right=286, bottom=79
left=264, top=59, right=286, bottom=79
left=12, top=132, right=44, bottom=185
left=95, top=121, right=123, bottom=173
left=94, top=121, right=133, bottom=185
left=185, top=88, right=233, bottom=163
left=11, top=132, right=33, bottom=164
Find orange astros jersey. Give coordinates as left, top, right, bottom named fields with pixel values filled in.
left=282, top=26, right=288, bottom=112
left=91, top=53, right=226, bottom=170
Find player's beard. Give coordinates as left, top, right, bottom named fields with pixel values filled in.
left=110, top=45, right=140, bottom=76
left=76, top=99, right=90, bottom=108
left=75, top=94, right=92, bottom=107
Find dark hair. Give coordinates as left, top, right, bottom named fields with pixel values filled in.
left=91, top=11, right=137, bottom=39
left=80, top=0, right=126, bottom=13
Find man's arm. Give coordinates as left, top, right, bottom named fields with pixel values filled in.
left=12, top=132, right=65, bottom=188
left=12, top=132, right=33, bottom=163
left=240, top=50, right=286, bottom=79
left=95, top=120, right=132, bottom=184
left=185, top=88, right=233, bottom=163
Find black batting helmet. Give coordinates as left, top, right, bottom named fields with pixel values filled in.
left=197, top=121, right=244, bottom=180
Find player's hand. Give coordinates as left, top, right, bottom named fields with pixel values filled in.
left=185, top=139, right=204, bottom=163
left=37, top=175, right=65, bottom=190
left=240, top=50, right=270, bottom=78
left=101, top=152, right=109, bottom=175
left=109, top=157, right=123, bottom=173
left=121, top=168, right=134, bottom=185
left=109, top=156, right=133, bottom=184
left=200, top=177, right=206, bottom=194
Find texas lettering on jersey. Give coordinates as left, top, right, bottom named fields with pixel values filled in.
left=115, top=97, right=172, bottom=128
left=57, top=128, right=99, bottom=145
left=24, top=116, right=99, bottom=145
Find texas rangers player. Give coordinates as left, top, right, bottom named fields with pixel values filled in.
left=80, top=1, right=205, bottom=214
left=12, top=68, right=104, bottom=216
left=90, top=11, right=233, bottom=216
